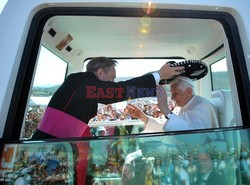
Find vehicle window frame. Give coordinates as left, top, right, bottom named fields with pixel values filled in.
left=3, top=7, right=250, bottom=141
left=210, top=57, right=230, bottom=91
left=41, top=44, right=69, bottom=80
left=20, top=45, right=68, bottom=139
left=35, top=44, right=69, bottom=84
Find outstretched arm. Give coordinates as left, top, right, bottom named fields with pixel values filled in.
left=125, top=104, right=149, bottom=124
left=88, top=63, right=184, bottom=105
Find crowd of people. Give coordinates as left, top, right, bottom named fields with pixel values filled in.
left=0, top=144, right=70, bottom=184
left=86, top=135, right=250, bottom=185
left=90, top=99, right=164, bottom=123
left=22, top=106, right=45, bottom=139
left=1, top=129, right=249, bottom=185
left=88, top=138, right=250, bottom=185
left=23, top=99, right=165, bottom=139
left=19, top=99, right=250, bottom=185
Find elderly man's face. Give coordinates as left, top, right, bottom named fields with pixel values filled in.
left=170, top=83, right=192, bottom=107
left=198, top=153, right=213, bottom=174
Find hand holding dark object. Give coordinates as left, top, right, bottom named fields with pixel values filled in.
left=159, top=60, right=208, bottom=84
left=158, top=63, right=185, bottom=80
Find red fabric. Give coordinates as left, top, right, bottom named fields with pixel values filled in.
left=38, top=107, right=91, bottom=184
left=76, top=127, right=90, bottom=185
left=38, top=106, right=91, bottom=184
left=106, top=126, right=115, bottom=136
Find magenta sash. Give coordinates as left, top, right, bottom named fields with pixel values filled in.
left=38, top=107, right=89, bottom=138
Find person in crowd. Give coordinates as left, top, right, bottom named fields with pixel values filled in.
left=145, top=157, right=155, bottom=185
left=178, top=160, right=190, bottom=185
left=163, top=157, right=174, bottom=185
left=126, top=76, right=219, bottom=132
left=187, top=152, right=198, bottom=184
left=195, top=148, right=230, bottom=185
left=121, top=139, right=167, bottom=185
left=90, top=126, right=109, bottom=170
left=96, top=126, right=107, bottom=136
left=153, top=157, right=165, bottom=185
left=121, top=162, right=135, bottom=185
left=240, top=151, right=250, bottom=184
left=31, top=57, right=183, bottom=140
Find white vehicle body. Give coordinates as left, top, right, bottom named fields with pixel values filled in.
left=0, top=1, right=249, bottom=185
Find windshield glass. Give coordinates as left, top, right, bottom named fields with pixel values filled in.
left=1, top=128, right=249, bottom=184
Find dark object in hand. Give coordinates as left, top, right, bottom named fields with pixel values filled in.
left=159, top=60, right=208, bottom=85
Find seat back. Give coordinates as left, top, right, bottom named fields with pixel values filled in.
left=210, top=90, right=234, bottom=127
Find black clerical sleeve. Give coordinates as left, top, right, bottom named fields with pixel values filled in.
left=48, top=72, right=156, bottom=124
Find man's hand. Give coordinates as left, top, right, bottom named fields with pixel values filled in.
left=158, top=63, right=184, bottom=80
left=125, top=104, right=148, bottom=124
left=156, top=85, right=171, bottom=116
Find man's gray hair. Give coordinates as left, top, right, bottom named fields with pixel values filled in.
left=86, top=57, right=117, bottom=73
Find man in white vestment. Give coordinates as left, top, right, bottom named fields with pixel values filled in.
left=127, top=76, right=219, bottom=132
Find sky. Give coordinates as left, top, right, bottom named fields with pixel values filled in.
left=211, top=58, right=227, bottom=72
left=83, top=58, right=168, bottom=79
left=0, top=0, right=8, bottom=14
left=33, top=46, right=67, bottom=87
